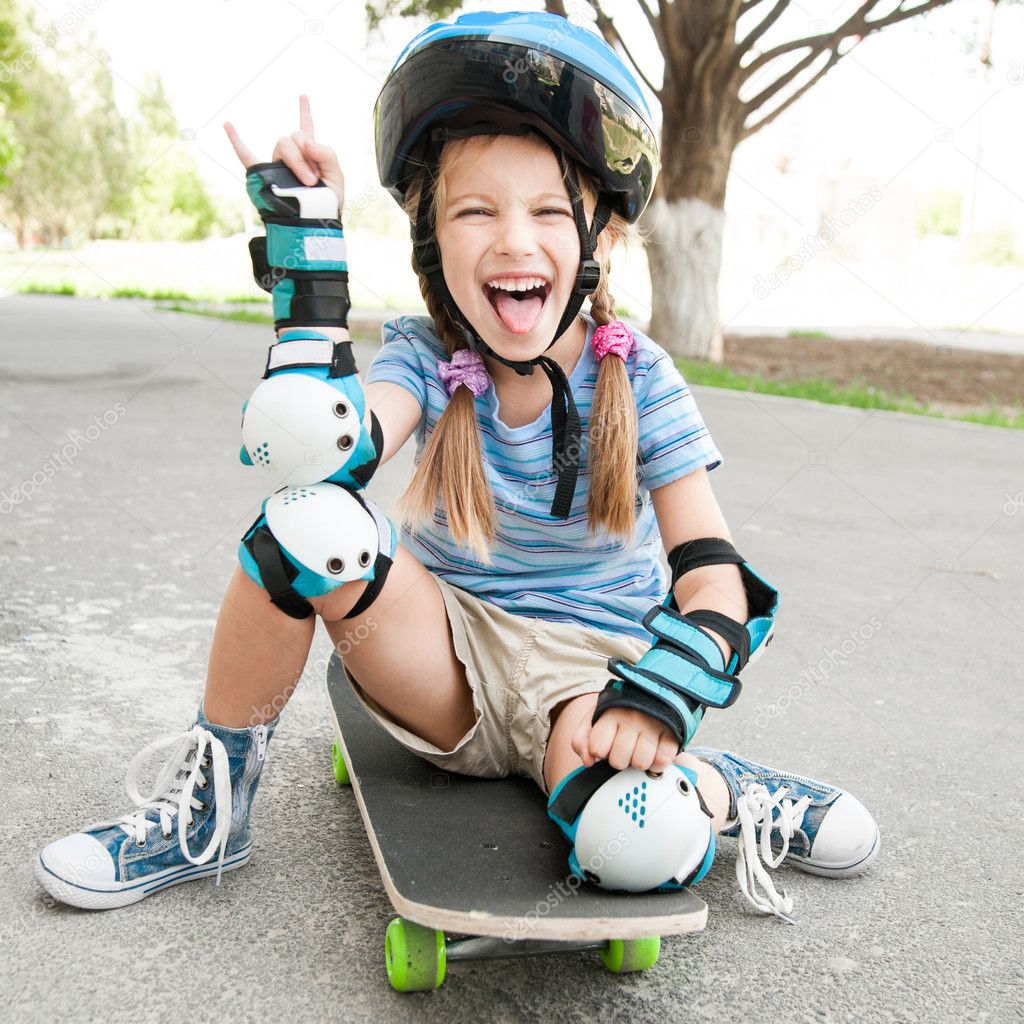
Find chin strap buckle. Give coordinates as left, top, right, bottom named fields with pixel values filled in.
left=574, top=258, right=601, bottom=297
left=413, top=238, right=442, bottom=278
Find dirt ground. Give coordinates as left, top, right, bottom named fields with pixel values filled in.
left=724, top=333, right=1024, bottom=415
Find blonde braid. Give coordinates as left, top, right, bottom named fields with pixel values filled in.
left=586, top=260, right=641, bottom=540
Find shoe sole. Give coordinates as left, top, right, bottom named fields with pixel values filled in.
left=784, top=826, right=880, bottom=879
left=34, top=845, right=252, bottom=910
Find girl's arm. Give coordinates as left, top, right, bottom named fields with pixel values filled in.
left=650, top=466, right=748, bottom=664
left=362, top=380, right=422, bottom=468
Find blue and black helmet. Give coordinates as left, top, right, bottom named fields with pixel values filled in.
left=374, top=11, right=660, bottom=522
left=374, top=10, right=660, bottom=223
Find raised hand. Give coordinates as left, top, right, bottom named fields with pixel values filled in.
left=224, top=94, right=345, bottom=210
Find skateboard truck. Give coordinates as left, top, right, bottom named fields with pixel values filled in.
left=385, top=921, right=661, bottom=991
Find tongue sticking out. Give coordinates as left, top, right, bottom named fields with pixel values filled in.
left=491, top=288, right=545, bottom=335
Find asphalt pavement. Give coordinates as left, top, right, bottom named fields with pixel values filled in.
left=1, top=294, right=1021, bottom=1023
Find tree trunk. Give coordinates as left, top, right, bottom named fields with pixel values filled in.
left=644, top=196, right=726, bottom=362
left=643, top=70, right=742, bottom=362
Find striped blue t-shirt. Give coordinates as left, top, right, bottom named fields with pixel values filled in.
left=364, top=312, right=724, bottom=644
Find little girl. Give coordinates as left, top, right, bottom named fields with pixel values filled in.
left=35, top=11, right=878, bottom=920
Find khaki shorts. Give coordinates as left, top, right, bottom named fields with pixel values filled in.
left=342, top=575, right=648, bottom=795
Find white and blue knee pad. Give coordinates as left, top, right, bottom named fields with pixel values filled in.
left=547, top=761, right=715, bottom=893
left=240, top=330, right=382, bottom=490
left=238, top=482, right=397, bottom=620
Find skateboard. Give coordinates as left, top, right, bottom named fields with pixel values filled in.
left=326, top=653, right=707, bottom=992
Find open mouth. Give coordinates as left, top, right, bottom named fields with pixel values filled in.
left=482, top=280, right=552, bottom=335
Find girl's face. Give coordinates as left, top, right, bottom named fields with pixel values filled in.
left=435, top=134, right=609, bottom=361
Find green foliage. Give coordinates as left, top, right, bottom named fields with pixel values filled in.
left=0, top=119, right=20, bottom=189
left=0, top=0, right=28, bottom=187
left=1, top=54, right=91, bottom=242
left=966, top=224, right=1022, bottom=267
left=915, top=187, right=962, bottom=237
left=364, top=0, right=461, bottom=36
left=123, top=73, right=235, bottom=241
left=0, top=5, right=233, bottom=246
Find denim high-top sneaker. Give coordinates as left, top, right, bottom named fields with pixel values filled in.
left=35, top=703, right=278, bottom=910
left=688, top=747, right=880, bottom=923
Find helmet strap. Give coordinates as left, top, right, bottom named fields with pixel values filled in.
left=410, top=128, right=613, bottom=520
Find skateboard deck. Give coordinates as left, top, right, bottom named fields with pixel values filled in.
left=326, top=653, right=707, bottom=990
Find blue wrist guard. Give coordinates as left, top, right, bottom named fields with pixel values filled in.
left=246, top=161, right=350, bottom=331
left=592, top=538, right=779, bottom=750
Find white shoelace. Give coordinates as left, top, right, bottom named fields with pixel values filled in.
left=85, top=726, right=234, bottom=885
left=734, top=782, right=812, bottom=925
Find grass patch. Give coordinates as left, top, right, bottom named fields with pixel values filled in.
left=787, top=329, right=831, bottom=340
left=154, top=302, right=379, bottom=344
left=676, top=358, right=1024, bottom=430
left=156, top=303, right=274, bottom=325
left=19, top=281, right=77, bottom=296
left=958, top=407, right=1024, bottom=430
left=111, top=286, right=197, bottom=301
left=16, top=281, right=271, bottom=305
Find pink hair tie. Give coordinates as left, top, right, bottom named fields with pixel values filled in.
left=437, top=348, right=490, bottom=398
left=591, top=319, right=636, bottom=362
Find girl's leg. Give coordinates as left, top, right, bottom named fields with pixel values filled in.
left=203, top=564, right=317, bottom=727
left=205, top=546, right=475, bottom=753
left=310, top=543, right=476, bottom=753
left=542, top=693, right=733, bottom=832
left=35, top=545, right=475, bottom=909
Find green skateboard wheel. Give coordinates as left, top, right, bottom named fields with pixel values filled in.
left=600, top=936, right=661, bottom=973
left=331, top=741, right=350, bottom=785
left=384, top=917, right=446, bottom=992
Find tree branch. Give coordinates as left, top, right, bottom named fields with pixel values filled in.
left=741, top=0, right=952, bottom=80
left=633, top=0, right=666, bottom=51
left=590, top=0, right=662, bottom=97
left=690, top=0, right=742, bottom=111
left=740, top=43, right=845, bottom=139
left=742, top=33, right=825, bottom=112
left=735, top=0, right=790, bottom=59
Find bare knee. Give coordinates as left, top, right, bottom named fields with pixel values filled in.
left=309, top=578, right=372, bottom=624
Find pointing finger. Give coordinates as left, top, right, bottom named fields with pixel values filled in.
left=223, top=121, right=258, bottom=170
left=299, top=94, right=315, bottom=140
